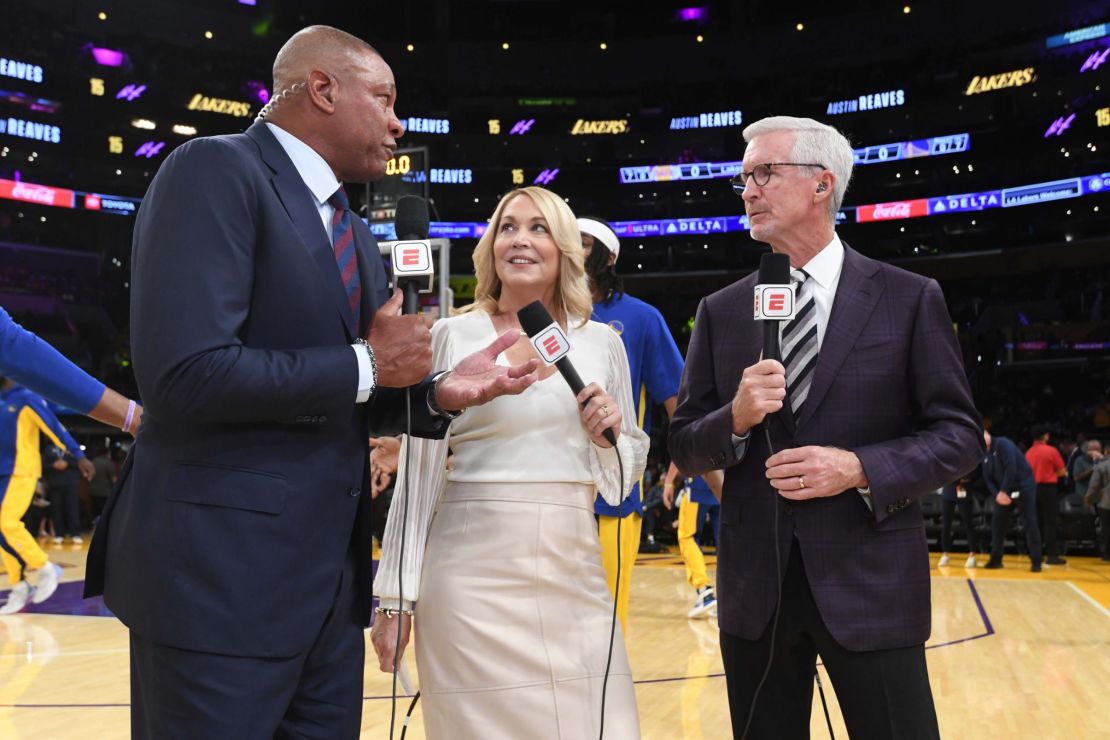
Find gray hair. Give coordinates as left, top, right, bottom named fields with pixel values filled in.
left=742, top=116, right=854, bottom=221
left=1087, top=439, right=1104, bottom=452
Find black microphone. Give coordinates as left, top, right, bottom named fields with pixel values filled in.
left=392, top=196, right=433, bottom=315
left=754, top=252, right=793, bottom=363
left=518, top=300, right=618, bottom=447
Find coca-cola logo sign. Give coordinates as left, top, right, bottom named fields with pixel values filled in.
left=0, top=178, right=75, bottom=209
left=12, top=183, right=58, bottom=204
left=872, top=202, right=912, bottom=219
left=857, top=199, right=928, bottom=223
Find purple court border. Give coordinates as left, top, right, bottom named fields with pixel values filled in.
left=0, top=579, right=995, bottom=708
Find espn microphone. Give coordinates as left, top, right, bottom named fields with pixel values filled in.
left=392, top=195, right=433, bottom=315
left=754, top=252, right=794, bottom=363
left=518, top=300, right=617, bottom=447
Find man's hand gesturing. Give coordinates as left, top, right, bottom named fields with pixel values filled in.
left=434, top=331, right=540, bottom=412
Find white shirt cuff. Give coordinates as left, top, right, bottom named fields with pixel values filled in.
left=376, top=597, right=414, bottom=611
left=352, top=344, right=376, bottom=403
left=731, top=431, right=750, bottom=460
left=858, top=488, right=873, bottom=510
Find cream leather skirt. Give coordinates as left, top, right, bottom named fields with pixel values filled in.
left=415, top=481, right=640, bottom=740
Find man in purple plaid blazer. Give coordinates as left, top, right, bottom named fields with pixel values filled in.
left=669, top=116, right=983, bottom=739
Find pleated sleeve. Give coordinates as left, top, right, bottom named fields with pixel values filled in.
left=372, top=320, right=454, bottom=609
left=588, top=326, right=649, bottom=505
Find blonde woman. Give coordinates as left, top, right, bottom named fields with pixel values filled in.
left=372, top=187, right=647, bottom=738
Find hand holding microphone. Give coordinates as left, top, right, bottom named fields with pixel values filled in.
left=577, top=382, right=622, bottom=448
left=366, top=290, right=434, bottom=388
left=731, top=359, right=787, bottom=436
left=517, top=300, right=620, bottom=447
left=367, top=196, right=435, bottom=388
left=732, top=251, right=792, bottom=436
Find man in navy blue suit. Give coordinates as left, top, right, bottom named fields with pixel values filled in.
left=85, top=26, right=537, bottom=738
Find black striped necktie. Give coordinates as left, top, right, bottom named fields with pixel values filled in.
left=781, top=269, right=818, bottom=416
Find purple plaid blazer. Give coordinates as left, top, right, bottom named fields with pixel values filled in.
left=668, top=245, right=983, bottom=651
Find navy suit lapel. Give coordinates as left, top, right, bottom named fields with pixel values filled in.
left=352, top=220, right=385, bottom=337
left=795, top=244, right=883, bottom=429
left=246, top=122, right=357, bottom=340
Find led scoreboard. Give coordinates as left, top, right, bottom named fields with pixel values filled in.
left=853, top=133, right=970, bottom=165
left=622, top=132, right=971, bottom=184
left=619, top=160, right=743, bottom=184
left=368, top=146, right=429, bottom=220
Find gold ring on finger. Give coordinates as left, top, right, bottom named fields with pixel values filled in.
left=798, top=476, right=806, bottom=490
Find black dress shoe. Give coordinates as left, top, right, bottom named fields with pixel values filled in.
left=1046, top=556, right=1067, bottom=565
left=1031, top=561, right=1042, bottom=572
left=984, top=560, right=1003, bottom=569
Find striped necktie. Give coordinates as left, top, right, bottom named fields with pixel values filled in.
left=328, top=185, right=361, bottom=325
left=781, top=269, right=818, bottom=416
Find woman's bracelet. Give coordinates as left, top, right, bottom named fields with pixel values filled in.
left=122, top=400, right=137, bottom=433
left=374, top=605, right=414, bottom=618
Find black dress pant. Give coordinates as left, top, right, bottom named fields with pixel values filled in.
left=48, top=481, right=80, bottom=537
left=720, top=539, right=940, bottom=740
left=990, top=489, right=1042, bottom=564
left=941, top=495, right=976, bottom=552
left=130, top=554, right=364, bottom=739
left=1035, top=483, right=1061, bottom=557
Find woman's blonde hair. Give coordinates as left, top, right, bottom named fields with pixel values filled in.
left=457, top=187, right=593, bottom=326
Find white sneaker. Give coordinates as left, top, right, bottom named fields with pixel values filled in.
left=0, top=581, right=33, bottom=615
left=52, top=537, right=63, bottom=544
left=688, top=586, right=717, bottom=619
left=937, top=554, right=950, bottom=567
left=70, top=536, right=83, bottom=545
left=31, top=563, right=62, bottom=605
left=964, top=554, right=977, bottom=569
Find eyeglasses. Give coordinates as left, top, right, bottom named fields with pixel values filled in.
left=730, top=162, right=827, bottom=195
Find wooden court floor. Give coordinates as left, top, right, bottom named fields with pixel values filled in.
left=2, top=541, right=1109, bottom=739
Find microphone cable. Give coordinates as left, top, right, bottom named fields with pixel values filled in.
left=738, top=426, right=834, bottom=740
left=598, top=447, right=624, bottom=740
left=388, top=385, right=416, bottom=740
left=737, top=423, right=783, bottom=740
left=398, top=691, right=421, bottom=740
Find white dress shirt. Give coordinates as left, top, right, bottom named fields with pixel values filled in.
left=265, top=122, right=375, bottom=402
left=730, top=233, right=871, bottom=502
left=797, top=233, right=845, bottom=352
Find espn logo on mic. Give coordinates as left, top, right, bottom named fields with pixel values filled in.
left=530, top=323, right=571, bottom=365
left=754, top=284, right=796, bottom=320
left=390, top=240, right=433, bottom=275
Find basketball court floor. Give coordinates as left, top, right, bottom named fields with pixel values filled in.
left=2, top=542, right=1108, bottom=738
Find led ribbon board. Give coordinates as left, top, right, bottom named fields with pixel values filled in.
left=619, top=133, right=970, bottom=183
left=827, top=89, right=905, bottom=115
left=15, top=171, right=1108, bottom=235
left=0, top=177, right=140, bottom=213
left=1046, top=22, right=1109, bottom=49
left=0, top=116, right=61, bottom=143
left=669, top=110, right=743, bottom=130
left=0, top=57, right=43, bottom=83
left=405, top=117, right=450, bottom=134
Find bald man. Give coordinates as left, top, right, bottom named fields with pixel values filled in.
left=85, top=26, right=537, bottom=738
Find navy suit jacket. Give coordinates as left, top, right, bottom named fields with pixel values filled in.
left=981, top=436, right=1036, bottom=497
left=669, top=244, right=983, bottom=651
left=85, top=122, right=449, bottom=658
